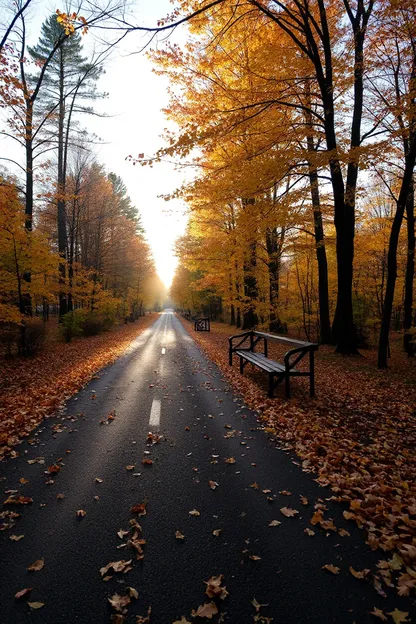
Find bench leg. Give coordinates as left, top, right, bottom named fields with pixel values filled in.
left=309, top=350, right=315, bottom=397
left=268, top=374, right=274, bottom=398
left=284, top=374, right=291, bottom=398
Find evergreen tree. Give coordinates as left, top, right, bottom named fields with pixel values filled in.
left=29, top=15, right=105, bottom=316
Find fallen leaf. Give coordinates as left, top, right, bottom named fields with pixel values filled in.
left=175, top=531, right=185, bottom=540
left=136, top=606, right=152, bottom=623
left=141, top=459, right=153, bottom=466
left=130, top=502, right=147, bottom=516
left=117, top=529, right=129, bottom=539
left=47, top=464, right=60, bottom=474
left=252, top=598, right=268, bottom=612
left=279, top=490, right=292, bottom=496
left=28, top=602, right=44, bottom=609
left=212, top=529, right=222, bottom=536
left=268, top=520, right=281, bottom=527
left=349, top=566, right=370, bottom=580
left=9, top=534, right=24, bottom=541
left=322, top=564, right=340, bottom=575
left=126, top=465, right=135, bottom=471
left=76, top=509, right=86, bottom=518
left=191, top=602, right=218, bottom=619
left=172, top=618, right=191, bottom=624
left=249, top=554, right=261, bottom=561
left=56, top=493, right=65, bottom=500
left=224, top=457, right=235, bottom=464
left=208, top=480, right=219, bottom=490
left=3, top=495, right=33, bottom=506
left=250, top=482, right=259, bottom=489
left=19, top=478, right=29, bottom=484
left=127, top=587, right=138, bottom=599
left=387, top=609, right=409, bottom=624
left=100, top=560, right=132, bottom=577
left=280, top=507, right=299, bottom=518
left=189, top=509, right=200, bottom=516
left=111, top=616, right=125, bottom=624
left=108, top=593, right=131, bottom=613
left=300, top=496, right=309, bottom=505
left=95, top=477, right=103, bottom=483
left=205, top=574, right=228, bottom=600
left=370, top=608, right=387, bottom=621
left=338, top=528, right=350, bottom=537
left=184, top=426, right=190, bottom=431
left=304, top=528, right=315, bottom=536
left=15, top=588, right=33, bottom=600
left=27, top=558, right=44, bottom=572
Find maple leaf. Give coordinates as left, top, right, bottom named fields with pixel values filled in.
left=15, top=587, right=33, bottom=600
left=108, top=593, right=131, bottom=613
left=252, top=598, right=268, bottom=612
left=130, top=502, right=147, bottom=516
left=205, top=574, right=228, bottom=600
left=191, top=602, right=218, bottom=619
left=349, top=566, right=370, bottom=580
left=280, top=507, right=299, bottom=518
left=100, top=560, right=132, bottom=576
left=387, top=610, right=409, bottom=624
left=322, top=564, right=340, bottom=575
left=370, top=607, right=387, bottom=621
left=27, top=558, right=44, bottom=572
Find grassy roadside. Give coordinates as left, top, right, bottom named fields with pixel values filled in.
left=0, top=315, right=156, bottom=459
left=181, top=316, right=416, bottom=597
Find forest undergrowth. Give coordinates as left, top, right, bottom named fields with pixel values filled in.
left=0, top=315, right=155, bottom=460
left=182, top=317, right=416, bottom=597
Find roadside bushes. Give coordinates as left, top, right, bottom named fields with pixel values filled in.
left=60, top=308, right=118, bottom=343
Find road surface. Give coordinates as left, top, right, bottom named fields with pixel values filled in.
left=0, top=311, right=412, bottom=623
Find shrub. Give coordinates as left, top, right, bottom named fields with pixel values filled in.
left=82, top=314, right=104, bottom=336
left=60, top=309, right=86, bottom=343
left=21, top=318, right=46, bottom=355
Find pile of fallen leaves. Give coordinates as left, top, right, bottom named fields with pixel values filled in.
left=0, top=316, right=155, bottom=458
left=183, top=318, right=416, bottom=595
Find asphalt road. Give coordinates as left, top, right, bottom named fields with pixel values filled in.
left=0, top=311, right=414, bottom=624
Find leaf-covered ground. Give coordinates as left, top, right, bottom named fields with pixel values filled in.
left=0, top=316, right=155, bottom=459
left=182, top=318, right=416, bottom=597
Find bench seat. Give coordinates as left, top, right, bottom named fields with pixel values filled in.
left=235, top=350, right=296, bottom=374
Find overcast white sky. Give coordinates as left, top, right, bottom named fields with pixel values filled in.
left=5, top=0, right=190, bottom=288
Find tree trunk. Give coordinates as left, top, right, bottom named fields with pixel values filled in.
left=57, top=48, right=67, bottom=318
left=404, top=179, right=415, bottom=356
left=378, top=142, right=416, bottom=367
left=242, top=241, right=258, bottom=330
left=266, top=227, right=283, bottom=332
left=307, top=159, right=332, bottom=344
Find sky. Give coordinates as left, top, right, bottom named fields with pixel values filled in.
left=6, top=0, right=191, bottom=288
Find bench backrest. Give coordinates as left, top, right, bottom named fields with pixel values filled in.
left=252, top=331, right=316, bottom=349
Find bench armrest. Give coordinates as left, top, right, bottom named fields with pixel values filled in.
left=284, top=344, right=317, bottom=370
left=229, top=332, right=252, bottom=365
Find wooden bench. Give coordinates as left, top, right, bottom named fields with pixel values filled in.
left=229, top=331, right=318, bottom=398
left=194, top=317, right=210, bottom=332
